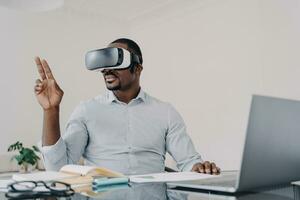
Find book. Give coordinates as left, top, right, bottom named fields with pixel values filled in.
left=77, top=182, right=130, bottom=198
left=12, top=164, right=125, bottom=187
left=92, top=177, right=129, bottom=187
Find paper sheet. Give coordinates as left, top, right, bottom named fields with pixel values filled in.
left=0, top=179, right=13, bottom=192
left=12, top=171, right=78, bottom=182
left=130, top=172, right=219, bottom=183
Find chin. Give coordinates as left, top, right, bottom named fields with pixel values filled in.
left=106, top=84, right=121, bottom=91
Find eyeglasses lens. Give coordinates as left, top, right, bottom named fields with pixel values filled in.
left=13, top=182, right=36, bottom=191
left=48, top=182, right=69, bottom=192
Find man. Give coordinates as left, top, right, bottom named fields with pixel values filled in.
left=34, top=38, right=220, bottom=175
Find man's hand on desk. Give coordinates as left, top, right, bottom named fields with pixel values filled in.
left=192, top=161, right=221, bottom=175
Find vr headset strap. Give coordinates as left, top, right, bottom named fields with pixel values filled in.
left=129, top=54, right=141, bottom=72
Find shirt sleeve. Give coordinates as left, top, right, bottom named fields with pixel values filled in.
left=166, top=104, right=203, bottom=171
left=40, top=102, right=89, bottom=171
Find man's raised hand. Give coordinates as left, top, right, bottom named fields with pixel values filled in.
left=34, top=57, right=64, bottom=110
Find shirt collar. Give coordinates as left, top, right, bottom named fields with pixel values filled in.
left=106, top=88, right=146, bottom=104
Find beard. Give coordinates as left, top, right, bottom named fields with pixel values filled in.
left=106, top=80, right=134, bottom=91
left=106, top=83, right=121, bottom=91
left=103, top=70, right=134, bottom=91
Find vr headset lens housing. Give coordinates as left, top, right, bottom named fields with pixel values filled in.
left=85, top=47, right=139, bottom=71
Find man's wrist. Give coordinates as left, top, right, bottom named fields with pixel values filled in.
left=44, top=106, right=60, bottom=113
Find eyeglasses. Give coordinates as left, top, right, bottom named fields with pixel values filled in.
left=6, top=181, right=75, bottom=199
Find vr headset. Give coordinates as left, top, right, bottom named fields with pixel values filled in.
left=85, top=47, right=141, bottom=71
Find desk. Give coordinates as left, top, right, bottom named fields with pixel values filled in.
left=0, top=180, right=299, bottom=200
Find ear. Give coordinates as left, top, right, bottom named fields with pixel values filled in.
left=135, top=64, right=143, bottom=74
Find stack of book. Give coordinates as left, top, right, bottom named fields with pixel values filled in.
left=12, top=164, right=126, bottom=189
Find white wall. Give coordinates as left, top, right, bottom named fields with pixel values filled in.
left=1, top=0, right=300, bottom=171
left=0, top=7, right=25, bottom=171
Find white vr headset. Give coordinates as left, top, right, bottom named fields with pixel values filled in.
left=85, top=47, right=141, bottom=71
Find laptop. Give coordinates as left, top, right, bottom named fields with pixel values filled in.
left=168, top=95, right=300, bottom=193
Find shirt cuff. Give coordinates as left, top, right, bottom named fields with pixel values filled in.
left=39, top=137, right=64, bottom=153
left=181, top=158, right=203, bottom=172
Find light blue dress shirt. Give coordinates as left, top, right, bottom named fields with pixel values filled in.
left=41, top=89, right=202, bottom=175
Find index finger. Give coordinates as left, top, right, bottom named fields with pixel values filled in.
left=35, top=57, right=46, bottom=80
left=41, top=59, right=55, bottom=80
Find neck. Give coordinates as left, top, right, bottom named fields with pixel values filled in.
left=113, top=85, right=141, bottom=104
